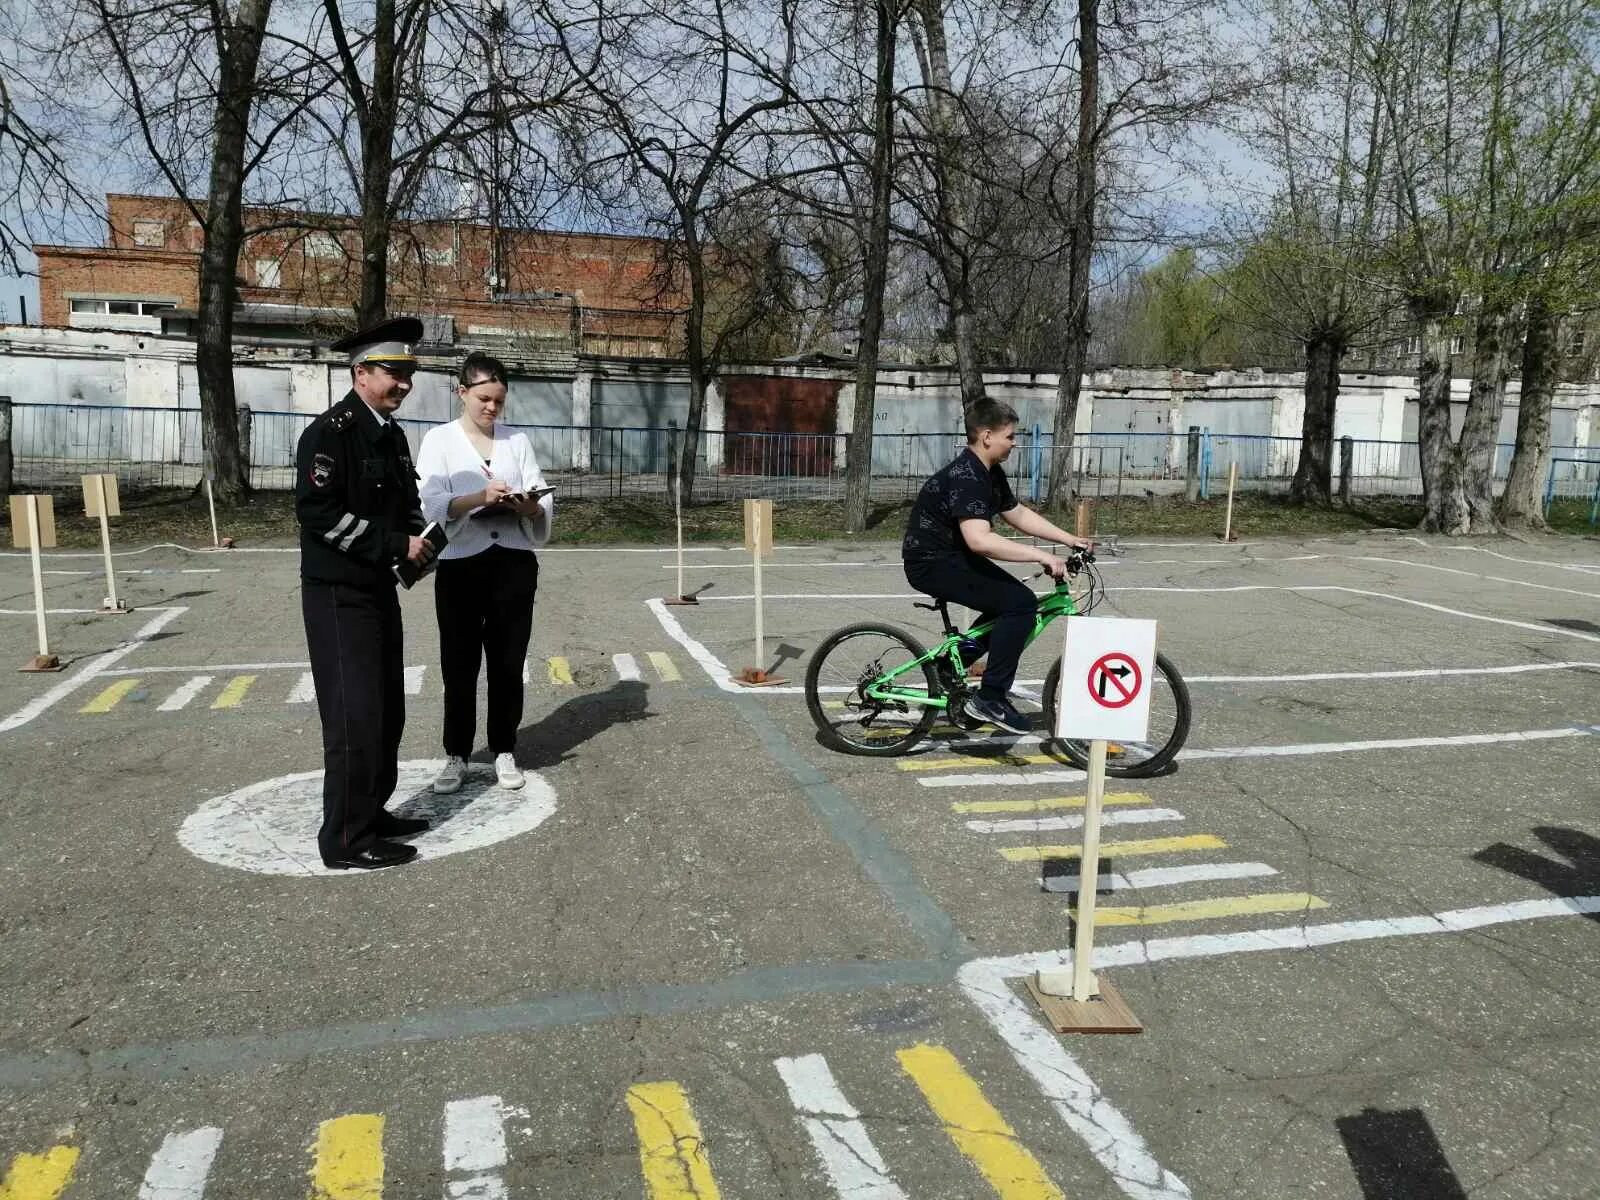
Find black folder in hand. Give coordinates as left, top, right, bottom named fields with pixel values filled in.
left=393, top=521, right=448, bottom=589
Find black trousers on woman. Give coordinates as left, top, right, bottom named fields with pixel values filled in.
left=434, top=544, right=539, bottom=758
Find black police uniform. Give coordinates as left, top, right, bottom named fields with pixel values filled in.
left=295, top=391, right=425, bottom=861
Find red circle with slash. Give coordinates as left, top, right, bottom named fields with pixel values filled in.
left=1087, top=652, right=1142, bottom=709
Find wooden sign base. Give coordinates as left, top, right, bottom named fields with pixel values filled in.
left=733, top=668, right=787, bottom=687
left=20, top=653, right=64, bottom=673
left=1026, top=974, right=1143, bottom=1035
left=98, top=602, right=132, bottom=615
left=663, top=595, right=700, bottom=606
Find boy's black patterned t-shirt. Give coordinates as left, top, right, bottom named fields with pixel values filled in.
left=902, top=447, right=1017, bottom=562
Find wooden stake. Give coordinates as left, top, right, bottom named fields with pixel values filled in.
left=1071, top=737, right=1108, bottom=1000
left=753, top=504, right=765, bottom=668
left=96, top=475, right=126, bottom=613
left=1221, top=460, right=1239, bottom=542
left=19, top=496, right=62, bottom=671
left=205, top=477, right=220, bottom=549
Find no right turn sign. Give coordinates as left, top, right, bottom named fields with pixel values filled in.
left=1055, top=617, right=1158, bottom=742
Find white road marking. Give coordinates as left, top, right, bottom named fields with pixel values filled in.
left=101, top=661, right=311, bottom=677
left=961, top=893, right=1600, bottom=1200
left=405, top=665, right=427, bottom=695
left=612, top=653, right=642, bottom=681
left=0, top=607, right=104, bottom=614
left=0, top=606, right=187, bottom=734
left=774, top=1053, right=907, bottom=1199
left=41, top=570, right=92, bottom=576
left=966, top=807, right=1183, bottom=835
left=443, top=1095, right=509, bottom=1200
left=1187, top=661, right=1600, bottom=683
left=662, top=561, right=888, bottom=569
left=137, top=1126, right=223, bottom=1200
left=158, top=675, right=214, bottom=712
left=288, top=672, right=317, bottom=703
left=1041, top=861, right=1280, bottom=893
left=919, top=724, right=1599, bottom=788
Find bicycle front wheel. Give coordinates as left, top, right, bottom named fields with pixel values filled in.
left=1043, top=651, right=1192, bottom=777
left=805, top=623, right=940, bottom=756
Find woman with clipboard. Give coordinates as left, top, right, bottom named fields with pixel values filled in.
left=417, top=352, right=555, bottom=794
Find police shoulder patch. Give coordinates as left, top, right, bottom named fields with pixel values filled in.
left=310, top=453, right=336, bottom=489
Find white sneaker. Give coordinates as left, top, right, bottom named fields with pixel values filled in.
left=432, top=755, right=467, bottom=794
left=494, top=753, right=525, bottom=790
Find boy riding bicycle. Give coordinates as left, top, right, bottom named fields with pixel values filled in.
left=902, top=399, right=1093, bottom=735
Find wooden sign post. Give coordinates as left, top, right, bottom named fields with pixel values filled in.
left=83, top=473, right=129, bottom=613
left=205, top=477, right=220, bottom=549
left=1219, top=457, right=1239, bottom=543
left=10, top=494, right=64, bottom=672
left=1029, top=616, right=1158, bottom=1033
left=663, top=471, right=697, bottom=606
left=735, top=499, right=781, bottom=685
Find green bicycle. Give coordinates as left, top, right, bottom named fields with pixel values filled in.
left=803, top=550, right=1191, bottom=776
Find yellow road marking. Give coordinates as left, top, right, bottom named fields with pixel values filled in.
left=309, top=1113, right=384, bottom=1200
left=626, top=1081, right=722, bottom=1200
left=1000, top=833, right=1227, bottom=862
left=1094, top=892, right=1329, bottom=926
left=210, top=674, right=257, bottom=709
left=897, top=1044, right=1065, bottom=1200
left=898, top=751, right=1060, bottom=772
left=646, top=652, right=681, bottom=682
left=547, top=656, right=574, bottom=685
left=79, top=679, right=139, bottom=713
left=954, top=792, right=1152, bottom=814
left=0, top=1146, right=80, bottom=1200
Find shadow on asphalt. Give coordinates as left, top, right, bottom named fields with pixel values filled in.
left=510, top=679, right=654, bottom=769
left=1544, top=617, right=1600, bottom=635
left=1336, top=1107, right=1468, bottom=1200
left=1473, top=826, right=1600, bottom=922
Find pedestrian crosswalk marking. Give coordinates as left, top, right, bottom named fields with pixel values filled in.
left=999, top=833, right=1227, bottom=862
left=547, top=656, right=574, bottom=686
left=774, top=1054, right=907, bottom=1199
left=898, top=751, right=1059, bottom=772
left=1042, top=861, right=1280, bottom=894
left=0, top=1145, right=80, bottom=1200
left=403, top=665, right=426, bottom=696
left=289, top=672, right=317, bottom=704
left=626, top=1081, right=722, bottom=1200
left=647, top=652, right=681, bottom=682
left=953, top=792, right=1151, bottom=814
left=442, top=1096, right=508, bottom=1200
left=138, top=1127, right=222, bottom=1200
left=309, top=1113, right=384, bottom=1200
left=967, top=807, right=1182, bottom=836
left=897, top=1044, right=1065, bottom=1200
left=80, top=678, right=139, bottom=713
left=158, top=675, right=214, bottom=712
left=613, top=653, right=642, bottom=682
left=1092, top=891, right=1329, bottom=926
left=211, top=675, right=257, bottom=709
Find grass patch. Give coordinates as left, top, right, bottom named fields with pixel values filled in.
left=2, top=485, right=1591, bottom=551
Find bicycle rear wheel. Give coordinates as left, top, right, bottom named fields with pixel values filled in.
left=1042, top=651, right=1191, bottom=777
left=805, top=623, right=941, bottom=756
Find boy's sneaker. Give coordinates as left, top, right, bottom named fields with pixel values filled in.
left=431, top=755, right=467, bottom=794
left=961, top=695, right=1031, bottom=735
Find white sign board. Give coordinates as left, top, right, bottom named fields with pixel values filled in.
left=1054, top=616, right=1158, bottom=742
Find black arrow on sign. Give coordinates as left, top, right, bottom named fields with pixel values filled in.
left=1096, top=664, right=1132, bottom=700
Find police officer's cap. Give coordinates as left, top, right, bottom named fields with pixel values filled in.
left=331, top=316, right=425, bottom=369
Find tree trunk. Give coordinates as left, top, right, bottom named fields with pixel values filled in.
left=356, top=0, right=398, bottom=326
left=911, top=0, right=984, bottom=410
left=1455, top=300, right=1510, bottom=532
left=1414, top=312, right=1464, bottom=533
left=1496, top=295, right=1559, bottom=529
left=195, top=0, right=273, bottom=503
left=1289, top=333, right=1343, bottom=505
left=844, top=0, right=898, bottom=533
left=676, top=240, right=708, bottom=504
left=1045, top=0, right=1098, bottom=512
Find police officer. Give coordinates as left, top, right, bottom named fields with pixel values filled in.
left=296, top=316, right=437, bottom=870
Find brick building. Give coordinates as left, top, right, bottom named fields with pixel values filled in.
left=33, top=194, right=686, bottom=358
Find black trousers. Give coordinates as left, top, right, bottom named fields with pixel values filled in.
left=434, top=545, right=539, bottom=758
left=905, top=553, right=1037, bottom=700
left=302, top=580, right=405, bottom=858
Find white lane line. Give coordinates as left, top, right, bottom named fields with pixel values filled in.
left=158, top=675, right=214, bottom=712
left=661, top=561, right=888, bottom=570
left=774, top=1054, right=907, bottom=1200
left=1344, top=554, right=1600, bottom=599
left=1436, top=544, right=1600, bottom=575
left=42, top=570, right=92, bottom=576
left=0, top=606, right=187, bottom=734
left=288, top=672, right=317, bottom=704
left=101, top=660, right=311, bottom=677
left=1188, top=661, right=1600, bottom=683
left=1041, top=862, right=1280, bottom=894
left=137, top=1126, right=223, bottom=1200
left=967, top=807, right=1183, bottom=835
left=405, top=665, right=427, bottom=695
left=612, top=653, right=642, bottom=681
left=443, top=1095, right=509, bottom=1200
left=961, top=893, right=1600, bottom=1200
left=919, top=724, right=1599, bottom=788
left=123, top=568, right=222, bottom=575
left=0, top=607, right=104, bottom=614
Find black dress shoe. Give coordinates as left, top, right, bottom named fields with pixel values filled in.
left=375, top=812, right=430, bottom=837
left=321, top=839, right=420, bottom=871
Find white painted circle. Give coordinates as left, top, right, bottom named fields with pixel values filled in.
left=178, top=760, right=557, bottom=877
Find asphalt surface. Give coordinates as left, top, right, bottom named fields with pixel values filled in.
left=1, top=529, right=1597, bottom=1199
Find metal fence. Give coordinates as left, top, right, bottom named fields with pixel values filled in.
left=4, top=402, right=1598, bottom=516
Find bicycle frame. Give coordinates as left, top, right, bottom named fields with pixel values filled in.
left=863, top=582, right=1081, bottom=712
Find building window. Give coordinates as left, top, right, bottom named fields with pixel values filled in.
left=132, top=219, right=166, bottom=248
left=1405, top=336, right=1421, bottom=355
left=256, top=258, right=282, bottom=288
left=67, top=297, right=177, bottom=329
left=1570, top=330, right=1586, bottom=357
left=304, top=232, right=342, bottom=260
left=1450, top=334, right=1466, bottom=355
